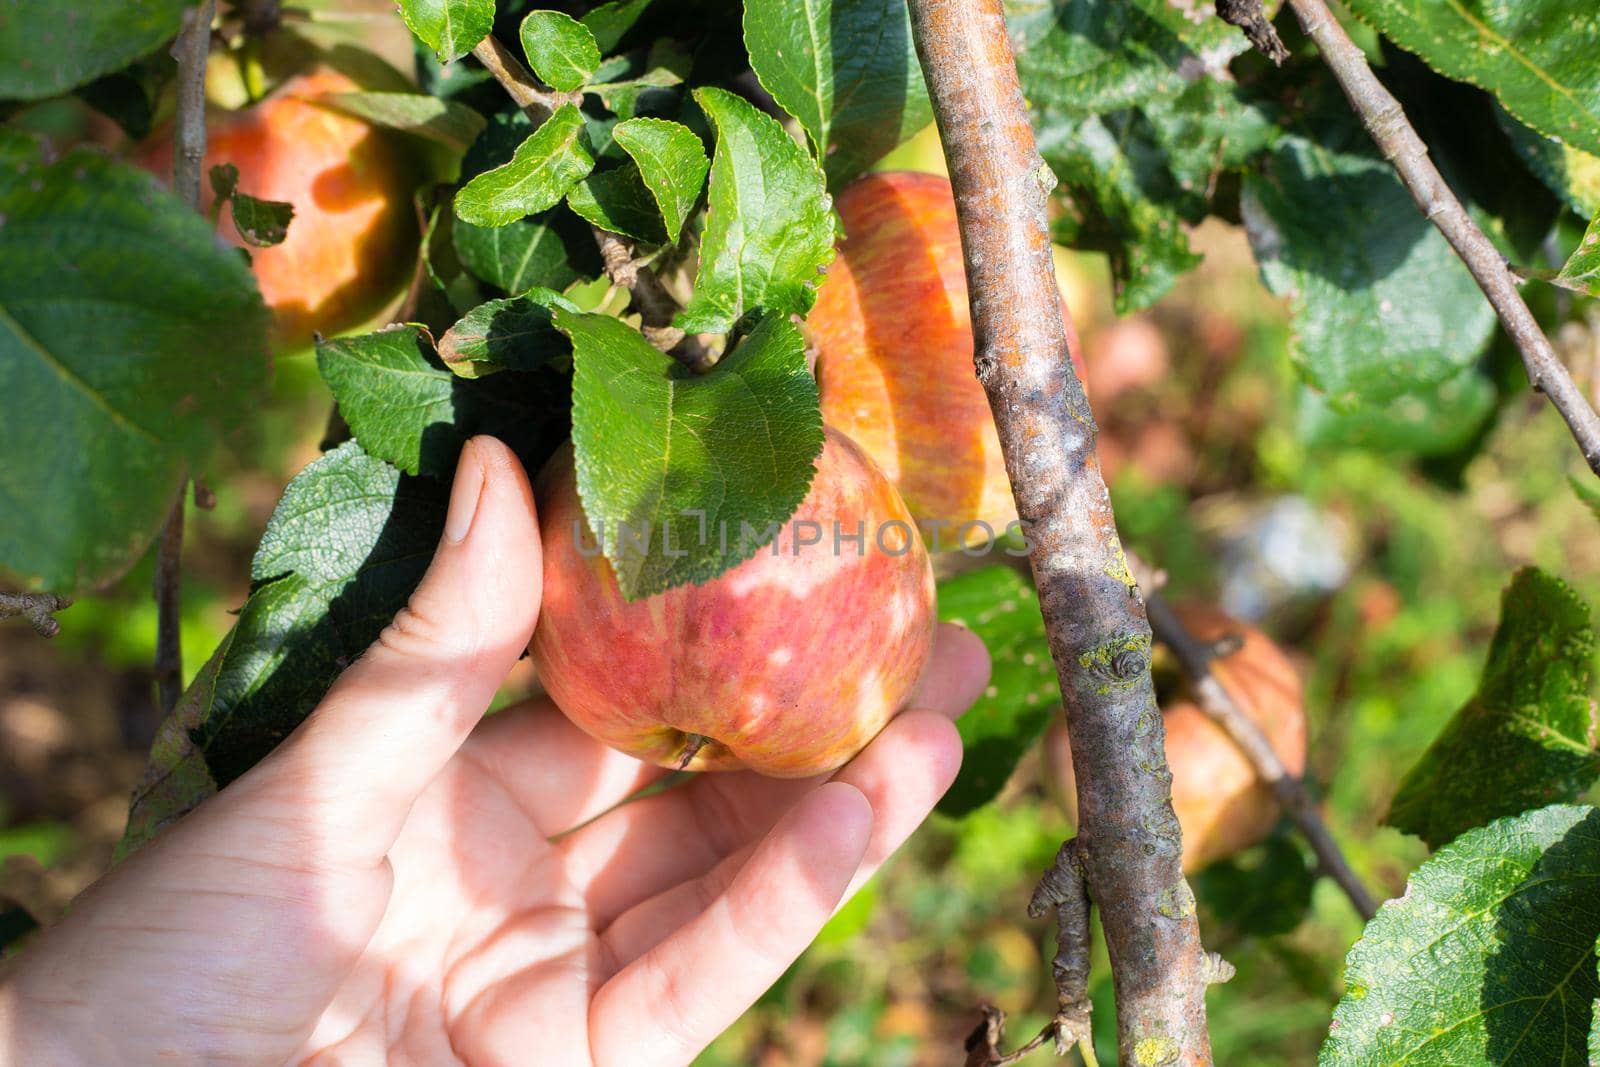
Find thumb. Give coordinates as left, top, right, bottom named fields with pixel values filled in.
left=251, top=435, right=542, bottom=865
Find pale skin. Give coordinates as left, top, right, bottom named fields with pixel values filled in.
left=0, top=437, right=992, bottom=1066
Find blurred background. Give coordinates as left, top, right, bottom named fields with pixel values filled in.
left=4, top=15, right=1600, bottom=1064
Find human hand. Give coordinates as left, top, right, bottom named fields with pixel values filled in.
left=0, top=437, right=990, bottom=1066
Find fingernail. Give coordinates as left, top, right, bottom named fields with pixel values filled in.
left=444, top=439, right=485, bottom=544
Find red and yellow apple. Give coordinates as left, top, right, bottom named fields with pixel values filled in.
left=529, top=428, right=937, bottom=778
left=1044, top=603, right=1306, bottom=872
left=806, top=171, right=1086, bottom=549
left=142, top=67, right=420, bottom=350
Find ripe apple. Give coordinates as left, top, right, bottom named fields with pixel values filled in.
left=1043, top=603, right=1307, bottom=872
left=806, top=171, right=1086, bottom=549
left=529, top=427, right=938, bottom=778
left=142, top=67, right=420, bottom=350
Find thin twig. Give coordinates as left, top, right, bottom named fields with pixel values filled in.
left=171, top=1, right=215, bottom=210
left=905, top=0, right=1215, bottom=1059
left=1216, top=0, right=1289, bottom=64
left=0, top=592, right=72, bottom=638
left=469, top=36, right=713, bottom=370
left=1286, top=0, right=1600, bottom=476
left=155, top=0, right=216, bottom=716
left=1143, top=591, right=1381, bottom=921
left=471, top=34, right=580, bottom=121
left=152, top=494, right=186, bottom=717
left=1025, top=840, right=1095, bottom=1059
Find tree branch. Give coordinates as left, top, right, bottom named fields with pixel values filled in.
left=905, top=0, right=1215, bottom=1059
left=0, top=592, right=72, bottom=638
left=1286, top=0, right=1600, bottom=476
left=1143, top=590, right=1380, bottom=921
left=155, top=0, right=215, bottom=715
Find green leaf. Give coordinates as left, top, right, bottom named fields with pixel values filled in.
left=454, top=210, right=599, bottom=293
left=1321, top=804, right=1600, bottom=1065
left=588, top=40, right=692, bottom=120
left=1572, top=476, right=1600, bottom=525
left=580, top=0, right=654, bottom=52
left=1546, top=211, right=1600, bottom=296
left=935, top=566, right=1060, bottom=817
left=1499, top=106, right=1600, bottom=218
left=562, top=308, right=823, bottom=599
left=317, top=91, right=488, bottom=154
left=396, top=0, right=494, bottom=64
left=674, top=87, right=834, bottom=335
left=0, top=134, right=269, bottom=594
left=454, top=104, right=596, bottom=228
left=1008, top=0, right=1254, bottom=120
left=121, top=442, right=447, bottom=852
left=437, top=289, right=578, bottom=377
left=318, top=325, right=570, bottom=480
left=1342, top=0, right=1600, bottom=158
left=520, top=10, right=601, bottom=93
left=567, top=164, right=669, bottom=243
left=1295, top=369, right=1498, bottom=458
left=614, top=118, right=708, bottom=242
left=1193, top=835, right=1318, bottom=937
left=0, top=0, right=187, bottom=99
left=1241, top=113, right=1497, bottom=407
left=743, top=0, right=932, bottom=188
left=1014, top=0, right=1275, bottom=310
left=208, top=163, right=294, bottom=248
left=1387, top=568, right=1598, bottom=849
left=75, top=54, right=173, bottom=140
left=1592, top=937, right=1600, bottom=1067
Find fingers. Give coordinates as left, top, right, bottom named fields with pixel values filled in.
left=559, top=622, right=990, bottom=922
left=243, top=437, right=542, bottom=866
left=596, top=709, right=963, bottom=967
left=588, top=782, right=872, bottom=1066
left=911, top=622, right=993, bottom=719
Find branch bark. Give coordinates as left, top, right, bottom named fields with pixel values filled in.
left=1143, top=591, right=1380, bottom=921
left=1285, top=0, right=1600, bottom=476
left=155, top=0, right=216, bottom=716
left=469, top=36, right=714, bottom=369
left=905, top=0, right=1215, bottom=1059
left=0, top=592, right=72, bottom=638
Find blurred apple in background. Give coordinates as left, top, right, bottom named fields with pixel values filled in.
left=1044, top=602, right=1307, bottom=872
left=807, top=171, right=1086, bottom=550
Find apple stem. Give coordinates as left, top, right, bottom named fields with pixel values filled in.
left=676, top=733, right=710, bottom=770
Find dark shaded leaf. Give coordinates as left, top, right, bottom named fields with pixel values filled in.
left=1387, top=568, right=1598, bottom=848
left=935, top=565, right=1060, bottom=817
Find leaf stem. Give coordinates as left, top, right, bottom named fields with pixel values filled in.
left=469, top=34, right=712, bottom=370
left=1285, top=0, right=1600, bottom=477
left=904, top=0, right=1215, bottom=1058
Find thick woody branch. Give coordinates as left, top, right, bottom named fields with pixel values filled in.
left=469, top=37, right=713, bottom=370
left=0, top=592, right=72, bottom=638
left=1143, top=591, right=1380, bottom=921
left=1286, top=0, right=1600, bottom=476
left=905, top=0, right=1215, bottom=1059
left=155, top=0, right=215, bottom=716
